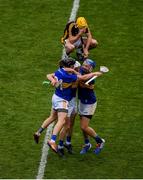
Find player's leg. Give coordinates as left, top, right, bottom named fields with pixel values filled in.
left=90, top=38, right=98, bottom=48
left=83, top=38, right=98, bottom=49
left=33, top=108, right=57, bottom=143
left=74, top=38, right=85, bottom=61
left=58, top=117, right=70, bottom=146
left=64, top=97, right=77, bottom=153
left=80, top=130, right=92, bottom=154
left=80, top=115, right=97, bottom=137
left=79, top=101, right=105, bottom=154
left=58, top=97, right=73, bottom=150
left=64, top=39, right=75, bottom=55
left=80, top=116, right=92, bottom=154
left=66, top=112, right=76, bottom=143
left=64, top=112, right=76, bottom=154
left=48, top=111, right=67, bottom=153
left=80, top=115, right=105, bottom=154
left=58, top=97, right=76, bottom=154
left=58, top=116, right=71, bottom=156
left=48, top=95, right=69, bottom=154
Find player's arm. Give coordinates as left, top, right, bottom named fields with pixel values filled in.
left=46, top=73, right=58, bottom=86
left=77, top=71, right=103, bottom=81
left=83, top=28, right=92, bottom=57
left=68, top=23, right=85, bottom=43
left=64, top=67, right=80, bottom=75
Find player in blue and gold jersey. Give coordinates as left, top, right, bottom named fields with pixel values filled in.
left=58, top=61, right=81, bottom=155
left=78, top=59, right=105, bottom=155
left=33, top=58, right=77, bottom=153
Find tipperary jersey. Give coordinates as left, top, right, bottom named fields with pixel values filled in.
left=78, top=67, right=96, bottom=104
left=71, top=80, right=78, bottom=98
left=54, top=68, right=77, bottom=101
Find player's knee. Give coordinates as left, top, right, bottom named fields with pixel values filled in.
left=91, top=39, right=98, bottom=48
left=65, top=42, right=75, bottom=52
left=58, top=117, right=66, bottom=127
left=62, top=118, right=67, bottom=125
left=66, top=45, right=74, bottom=52
left=80, top=124, right=87, bottom=131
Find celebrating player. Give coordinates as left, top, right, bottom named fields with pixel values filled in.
left=58, top=61, right=81, bottom=155
left=34, top=57, right=103, bottom=154
left=78, top=59, right=105, bottom=155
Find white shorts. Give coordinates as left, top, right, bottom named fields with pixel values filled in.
left=78, top=100, right=97, bottom=116
left=67, top=97, right=77, bottom=117
left=73, top=38, right=82, bottom=48
left=52, top=94, right=68, bottom=113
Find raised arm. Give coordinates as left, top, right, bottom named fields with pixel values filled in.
left=64, top=67, right=80, bottom=75
left=77, top=71, right=103, bottom=81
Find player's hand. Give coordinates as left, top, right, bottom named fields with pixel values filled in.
left=51, top=79, right=58, bottom=86
left=93, top=71, right=103, bottom=76
left=83, top=48, right=89, bottom=58
left=79, top=27, right=86, bottom=34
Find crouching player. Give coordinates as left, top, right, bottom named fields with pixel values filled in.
left=78, top=59, right=105, bottom=155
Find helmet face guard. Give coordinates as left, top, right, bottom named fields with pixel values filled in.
left=82, top=59, right=96, bottom=72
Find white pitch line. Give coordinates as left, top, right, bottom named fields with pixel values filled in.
left=36, top=123, right=54, bottom=179
left=62, top=0, right=80, bottom=59
left=36, top=0, right=80, bottom=179
left=69, top=0, right=80, bottom=21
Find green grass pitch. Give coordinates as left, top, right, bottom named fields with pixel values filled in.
left=0, top=0, right=143, bottom=178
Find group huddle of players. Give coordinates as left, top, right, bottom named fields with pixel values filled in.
left=34, top=17, right=107, bottom=157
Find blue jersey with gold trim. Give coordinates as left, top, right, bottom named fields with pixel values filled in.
left=54, top=68, right=77, bottom=101
left=78, top=68, right=96, bottom=104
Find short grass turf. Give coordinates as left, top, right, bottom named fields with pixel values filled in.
left=0, top=0, right=143, bottom=179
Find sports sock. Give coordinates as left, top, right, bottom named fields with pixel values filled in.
left=84, top=138, right=90, bottom=146
left=59, top=140, right=64, bottom=146
left=58, top=140, right=64, bottom=149
left=51, top=135, right=57, bottom=142
left=37, top=127, right=44, bottom=134
left=94, top=135, right=103, bottom=144
left=66, top=136, right=71, bottom=145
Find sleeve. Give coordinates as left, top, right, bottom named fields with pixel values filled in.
left=68, top=23, right=76, bottom=36
left=63, top=73, right=77, bottom=82
left=54, top=71, right=60, bottom=81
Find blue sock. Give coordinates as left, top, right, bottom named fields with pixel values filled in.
left=66, top=136, right=71, bottom=143
left=59, top=140, right=64, bottom=147
left=94, top=135, right=102, bottom=144
left=84, top=138, right=90, bottom=145
left=51, top=134, right=57, bottom=142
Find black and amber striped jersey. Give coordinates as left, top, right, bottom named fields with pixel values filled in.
left=61, top=21, right=79, bottom=44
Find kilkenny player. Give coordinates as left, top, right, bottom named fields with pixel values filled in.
left=61, top=17, right=98, bottom=60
